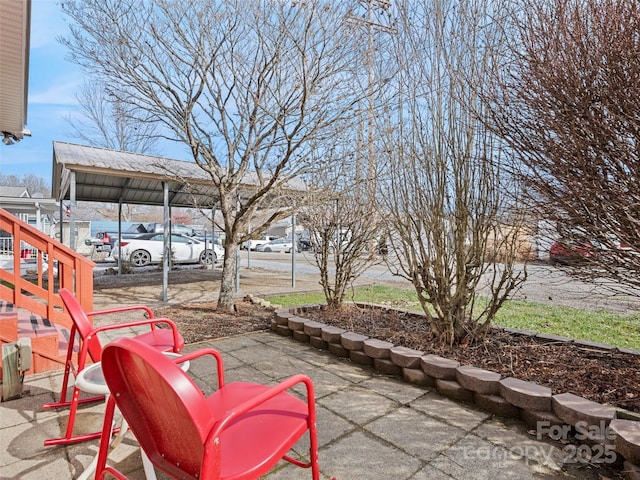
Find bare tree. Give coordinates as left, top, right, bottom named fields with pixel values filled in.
left=491, top=0, right=640, bottom=293
left=64, top=79, right=163, bottom=222
left=302, top=139, right=384, bottom=309
left=60, top=0, right=361, bottom=310
left=0, top=174, right=50, bottom=196
left=66, top=79, right=159, bottom=155
left=378, top=0, right=526, bottom=346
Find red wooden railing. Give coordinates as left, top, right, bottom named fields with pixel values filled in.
left=0, top=208, right=94, bottom=330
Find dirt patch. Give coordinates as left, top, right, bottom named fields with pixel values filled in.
left=155, top=300, right=272, bottom=344
left=154, top=298, right=639, bottom=414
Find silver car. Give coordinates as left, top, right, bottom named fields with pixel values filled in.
left=255, top=238, right=297, bottom=253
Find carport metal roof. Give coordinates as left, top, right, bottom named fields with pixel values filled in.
left=51, top=141, right=305, bottom=301
left=52, top=142, right=305, bottom=207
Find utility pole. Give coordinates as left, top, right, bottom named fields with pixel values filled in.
left=346, top=1, right=395, bottom=206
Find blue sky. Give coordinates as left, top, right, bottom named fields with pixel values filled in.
left=0, top=0, right=189, bottom=189
left=0, top=1, right=80, bottom=185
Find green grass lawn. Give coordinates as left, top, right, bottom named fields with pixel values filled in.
left=268, top=285, right=640, bottom=350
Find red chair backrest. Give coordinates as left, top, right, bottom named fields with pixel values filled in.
left=102, top=338, right=214, bottom=479
left=59, top=288, right=104, bottom=361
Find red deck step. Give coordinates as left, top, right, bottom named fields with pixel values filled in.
left=0, top=300, right=70, bottom=378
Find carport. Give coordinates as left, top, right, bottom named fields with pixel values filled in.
left=51, top=141, right=304, bottom=299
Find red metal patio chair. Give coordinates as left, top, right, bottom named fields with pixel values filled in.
left=42, top=288, right=184, bottom=446
left=95, top=337, right=331, bottom=480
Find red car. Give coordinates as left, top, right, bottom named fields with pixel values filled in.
left=549, top=238, right=597, bottom=265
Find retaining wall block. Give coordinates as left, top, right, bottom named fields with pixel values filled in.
left=618, top=410, right=640, bottom=422
left=309, top=336, right=329, bottom=350
left=620, top=348, right=640, bottom=356
left=303, top=321, right=326, bottom=338
left=474, top=392, right=521, bottom=419
left=292, top=330, right=310, bottom=343
left=435, top=379, right=474, bottom=403
left=521, top=410, right=565, bottom=431
left=402, top=367, right=435, bottom=387
left=420, top=354, right=460, bottom=380
left=287, top=316, right=308, bottom=331
left=389, top=346, right=423, bottom=369
left=274, top=310, right=292, bottom=326
left=363, top=338, right=394, bottom=359
left=373, top=358, right=403, bottom=377
left=274, top=324, right=293, bottom=337
left=350, top=349, right=374, bottom=366
left=502, top=327, right=537, bottom=337
left=328, top=342, right=350, bottom=358
left=272, top=303, right=640, bottom=477
left=552, top=392, right=617, bottom=428
left=610, top=419, right=640, bottom=465
left=456, top=365, right=501, bottom=395
left=321, top=325, right=346, bottom=344
left=341, top=332, right=368, bottom=351
left=499, top=377, right=552, bottom=412
left=295, top=304, right=322, bottom=314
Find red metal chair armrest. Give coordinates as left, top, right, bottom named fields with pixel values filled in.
left=208, top=373, right=315, bottom=442
left=87, top=305, right=155, bottom=320
left=90, top=317, right=178, bottom=334
left=72, top=318, right=183, bottom=372
left=170, top=348, right=226, bottom=388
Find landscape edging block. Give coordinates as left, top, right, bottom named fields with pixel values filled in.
left=389, top=346, right=424, bottom=369
left=420, top=354, right=460, bottom=379
left=363, top=338, right=394, bottom=359
left=456, top=365, right=501, bottom=395
left=610, top=419, right=640, bottom=465
left=341, top=332, right=368, bottom=351
left=272, top=302, right=640, bottom=467
left=499, top=377, right=552, bottom=412
left=552, top=392, right=617, bottom=427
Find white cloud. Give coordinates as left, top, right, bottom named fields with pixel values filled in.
left=29, top=0, right=67, bottom=49
left=29, top=78, right=82, bottom=106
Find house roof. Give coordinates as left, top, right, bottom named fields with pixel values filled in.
left=0, top=0, right=30, bottom=142
left=51, top=142, right=306, bottom=209
left=0, top=185, right=58, bottom=216
left=0, top=186, right=29, bottom=198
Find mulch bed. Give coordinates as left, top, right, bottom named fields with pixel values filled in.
left=155, top=299, right=640, bottom=413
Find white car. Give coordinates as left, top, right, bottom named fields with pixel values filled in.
left=112, top=233, right=224, bottom=267
left=242, top=235, right=279, bottom=250
left=255, top=238, right=297, bottom=253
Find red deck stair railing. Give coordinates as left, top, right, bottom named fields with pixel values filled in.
left=0, top=207, right=95, bottom=375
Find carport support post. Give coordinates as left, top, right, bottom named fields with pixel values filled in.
left=235, top=198, right=241, bottom=293
left=291, top=214, right=296, bottom=288
left=246, top=224, right=251, bottom=268
left=162, top=182, right=169, bottom=302
left=117, top=201, right=123, bottom=276
left=69, top=171, right=76, bottom=250
left=58, top=202, right=64, bottom=244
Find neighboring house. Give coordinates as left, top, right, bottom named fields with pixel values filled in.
left=0, top=186, right=59, bottom=272
left=0, top=186, right=58, bottom=235
left=260, top=216, right=305, bottom=239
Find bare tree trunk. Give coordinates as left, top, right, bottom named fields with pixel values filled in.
left=218, top=238, right=237, bottom=311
